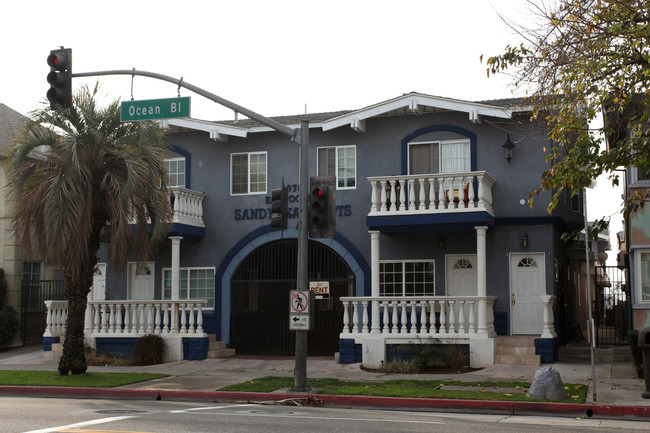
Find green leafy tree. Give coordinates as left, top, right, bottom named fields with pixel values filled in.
left=485, top=0, right=650, bottom=231
left=8, top=85, right=173, bottom=374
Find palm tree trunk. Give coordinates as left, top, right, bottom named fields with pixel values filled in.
left=58, top=229, right=101, bottom=375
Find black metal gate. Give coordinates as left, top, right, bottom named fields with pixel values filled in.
left=21, top=280, right=65, bottom=345
left=594, top=265, right=630, bottom=345
left=230, top=239, right=355, bottom=356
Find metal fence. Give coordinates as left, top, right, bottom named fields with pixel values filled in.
left=594, top=265, right=630, bottom=345
left=21, top=280, right=65, bottom=345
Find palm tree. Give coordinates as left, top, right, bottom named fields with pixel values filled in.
left=8, top=85, right=173, bottom=374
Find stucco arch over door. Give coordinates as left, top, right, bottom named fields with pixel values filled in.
left=217, top=228, right=368, bottom=349
left=230, top=239, right=355, bottom=355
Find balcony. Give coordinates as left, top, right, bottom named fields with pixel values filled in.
left=169, top=187, right=206, bottom=238
left=366, top=172, right=495, bottom=232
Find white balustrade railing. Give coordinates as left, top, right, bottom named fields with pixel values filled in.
left=340, top=296, right=496, bottom=338
left=368, top=171, right=495, bottom=216
left=171, top=187, right=206, bottom=227
left=44, top=300, right=207, bottom=338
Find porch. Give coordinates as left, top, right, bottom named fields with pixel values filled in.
left=43, top=300, right=210, bottom=362
left=339, top=295, right=558, bottom=368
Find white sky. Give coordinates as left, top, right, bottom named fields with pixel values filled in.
left=2, top=0, right=624, bottom=262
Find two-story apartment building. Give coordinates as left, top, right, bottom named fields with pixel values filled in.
left=43, top=92, right=586, bottom=367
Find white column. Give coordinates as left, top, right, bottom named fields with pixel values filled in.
left=541, top=295, right=557, bottom=338
left=170, top=236, right=183, bottom=333
left=475, top=226, right=488, bottom=334
left=370, top=230, right=381, bottom=334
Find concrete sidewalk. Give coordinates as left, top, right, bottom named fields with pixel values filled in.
left=1, top=346, right=649, bottom=420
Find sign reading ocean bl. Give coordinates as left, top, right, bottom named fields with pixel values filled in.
left=120, top=97, right=190, bottom=122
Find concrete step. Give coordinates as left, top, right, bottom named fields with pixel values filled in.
left=495, top=345, right=537, bottom=356
left=494, top=353, right=541, bottom=366
left=495, top=336, right=540, bottom=365
left=207, top=335, right=235, bottom=358
left=558, top=345, right=633, bottom=363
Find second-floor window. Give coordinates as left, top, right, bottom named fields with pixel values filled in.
left=408, top=139, right=470, bottom=175
left=165, top=157, right=186, bottom=188
left=231, top=151, right=267, bottom=195
left=317, top=145, right=356, bottom=189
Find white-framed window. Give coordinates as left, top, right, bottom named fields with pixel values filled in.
left=379, top=260, right=435, bottom=296
left=408, top=139, right=470, bottom=174
left=22, top=261, right=42, bottom=281
left=317, top=145, right=356, bottom=189
left=231, top=151, right=267, bottom=195
left=165, top=157, right=186, bottom=188
left=635, top=166, right=650, bottom=183
left=162, top=267, right=215, bottom=308
left=635, top=250, right=650, bottom=304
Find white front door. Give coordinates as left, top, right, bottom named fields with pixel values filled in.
left=510, top=253, right=546, bottom=335
left=90, top=263, right=106, bottom=301
left=128, top=262, right=155, bottom=300
left=446, top=255, right=477, bottom=296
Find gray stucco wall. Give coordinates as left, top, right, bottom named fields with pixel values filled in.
left=101, top=108, right=579, bottom=339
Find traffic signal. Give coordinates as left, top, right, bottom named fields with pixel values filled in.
left=308, top=176, right=336, bottom=238
left=47, top=48, right=72, bottom=110
left=270, top=185, right=289, bottom=229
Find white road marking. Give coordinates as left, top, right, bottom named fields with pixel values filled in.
left=22, top=415, right=136, bottom=433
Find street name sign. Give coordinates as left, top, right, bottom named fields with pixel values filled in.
left=121, top=97, right=190, bottom=122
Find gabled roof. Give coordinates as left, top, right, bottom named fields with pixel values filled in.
left=162, top=92, right=520, bottom=139
left=162, top=118, right=249, bottom=142
left=0, top=103, right=29, bottom=157
left=321, top=92, right=513, bottom=132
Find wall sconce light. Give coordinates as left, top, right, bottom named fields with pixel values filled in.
left=503, top=134, right=515, bottom=164
left=522, top=232, right=529, bottom=248
left=439, top=236, right=445, bottom=249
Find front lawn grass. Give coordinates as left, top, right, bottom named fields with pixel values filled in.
left=219, top=376, right=588, bottom=403
left=0, top=370, right=168, bottom=388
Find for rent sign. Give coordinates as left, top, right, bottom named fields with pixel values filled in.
left=121, top=97, right=190, bottom=121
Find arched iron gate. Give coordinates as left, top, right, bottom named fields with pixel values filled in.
left=230, top=239, right=355, bottom=355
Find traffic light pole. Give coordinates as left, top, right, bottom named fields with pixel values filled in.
left=292, top=120, right=310, bottom=391
left=72, top=69, right=298, bottom=141
left=73, top=66, right=312, bottom=390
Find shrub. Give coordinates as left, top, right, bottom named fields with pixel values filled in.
left=133, top=334, right=166, bottom=365
left=379, top=359, right=420, bottom=374
left=0, top=269, right=19, bottom=346
left=0, top=307, right=19, bottom=345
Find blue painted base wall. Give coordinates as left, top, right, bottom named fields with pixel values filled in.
left=534, top=337, right=558, bottom=363
left=42, top=336, right=60, bottom=351
left=94, top=336, right=210, bottom=361
left=183, top=337, right=209, bottom=360
left=338, top=338, right=362, bottom=364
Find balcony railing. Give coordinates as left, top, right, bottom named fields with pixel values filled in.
left=340, top=296, right=496, bottom=338
left=44, top=300, right=207, bottom=339
left=367, top=171, right=495, bottom=216
left=171, top=187, right=206, bottom=227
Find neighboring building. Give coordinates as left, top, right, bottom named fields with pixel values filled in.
left=44, top=93, right=590, bottom=365
left=622, top=165, right=650, bottom=330
left=0, top=103, right=63, bottom=348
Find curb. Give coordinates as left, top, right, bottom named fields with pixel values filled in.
left=1, top=386, right=650, bottom=421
